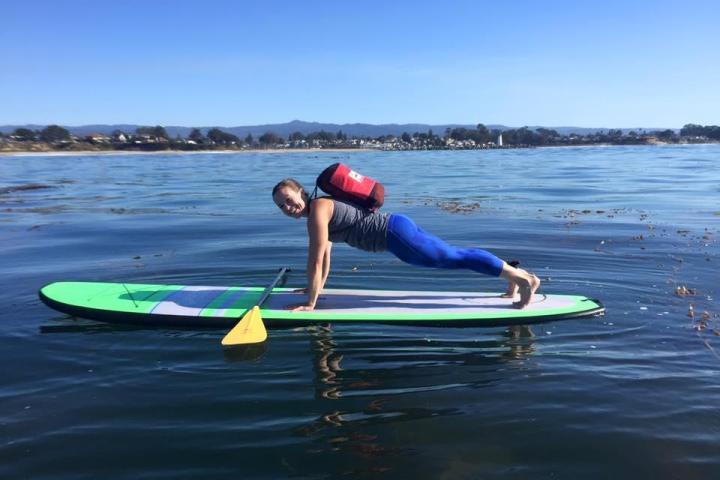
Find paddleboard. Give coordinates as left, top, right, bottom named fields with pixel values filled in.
left=39, top=281, right=604, bottom=327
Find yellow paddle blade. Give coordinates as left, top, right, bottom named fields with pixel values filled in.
left=221, top=306, right=267, bottom=346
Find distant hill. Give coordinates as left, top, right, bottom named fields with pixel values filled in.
left=0, top=120, right=676, bottom=138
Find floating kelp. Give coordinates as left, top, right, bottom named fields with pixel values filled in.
left=401, top=197, right=484, bottom=214
left=675, top=286, right=696, bottom=297
left=0, top=183, right=55, bottom=195
left=107, top=207, right=171, bottom=215
left=436, top=200, right=481, bottom=214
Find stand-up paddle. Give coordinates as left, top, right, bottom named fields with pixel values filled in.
left=221, top=267, right=290, bottom=347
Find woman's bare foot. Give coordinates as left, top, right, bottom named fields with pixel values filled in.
left=513, top=273, right=540, bottom=309
left=499, top=262, right=540, bottom=309
left=500, top=260, right=521, bottom=298
left=501, top=281, right=519, bottom=298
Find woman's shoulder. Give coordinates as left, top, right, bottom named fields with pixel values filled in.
left=309, top=197, right=334, bottom=219
left=313, top=197, right=334, bottom=208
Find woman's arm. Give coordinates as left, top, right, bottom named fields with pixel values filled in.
left=295, top=242, right=331, bottom=295
left=293, top=199, right=332, bottom=311
left=320, top=242, right=332, bottom=290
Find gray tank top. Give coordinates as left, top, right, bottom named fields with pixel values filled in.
left=325, top=199, right=389, bottom=252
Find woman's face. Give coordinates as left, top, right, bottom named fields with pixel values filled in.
left=273, top=186, right=306, bottom=219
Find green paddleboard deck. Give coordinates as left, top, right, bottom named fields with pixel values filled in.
left=39, top=281, right=604, bottom=327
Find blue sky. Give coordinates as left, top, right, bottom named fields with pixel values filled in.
left=1, top=0, right=718, bottom=128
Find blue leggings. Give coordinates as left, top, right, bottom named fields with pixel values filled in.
left=386, top=214, right=504, bottom=277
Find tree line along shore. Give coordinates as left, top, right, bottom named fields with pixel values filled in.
left=2, top=123, right=718, bottom=154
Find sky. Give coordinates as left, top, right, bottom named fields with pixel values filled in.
left=1, top=0, right=719, bottom=128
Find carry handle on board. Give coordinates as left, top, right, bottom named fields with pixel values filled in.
left=221, top=267, right=290, bottom=347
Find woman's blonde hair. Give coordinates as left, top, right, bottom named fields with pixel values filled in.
left=272, top=178, right=305, bottom=196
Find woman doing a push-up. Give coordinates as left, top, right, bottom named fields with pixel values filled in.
left=272, top=178, right=540, bottom=312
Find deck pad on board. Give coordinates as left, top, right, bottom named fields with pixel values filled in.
left=39, top=282, right=604, bottom=328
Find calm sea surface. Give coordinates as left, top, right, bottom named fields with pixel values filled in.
left=1, top=146, right=719, bottom=479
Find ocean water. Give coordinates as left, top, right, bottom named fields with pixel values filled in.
left=1, top=145, right=718, bottom=479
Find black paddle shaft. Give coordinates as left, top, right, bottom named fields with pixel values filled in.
left=254, top=267, right=291, bottom=309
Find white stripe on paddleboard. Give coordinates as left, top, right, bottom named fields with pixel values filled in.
left=263, top=290, right=560, bottom=315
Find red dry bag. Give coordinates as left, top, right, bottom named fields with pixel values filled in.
left=315, top=163, right=385, bottom=211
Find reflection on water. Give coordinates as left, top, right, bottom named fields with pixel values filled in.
left=311, top=325, right=344, bottom=400
left=222, top=343, right=268, bottom=362
left=309, top=325, right=537, bottom=400
left=293, top=324, right=537, bottom=471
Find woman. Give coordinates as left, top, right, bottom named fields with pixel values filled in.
left=272, top=178, right=540, bottom=312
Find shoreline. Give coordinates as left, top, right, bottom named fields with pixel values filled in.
left=1, top=142, right=718, bottom=158
left=0, top=148, right=375, bottom=157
